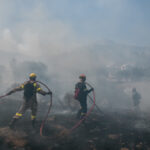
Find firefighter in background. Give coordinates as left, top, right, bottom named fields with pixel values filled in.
left=132, top=88, right=141, bottom=111
left=7, top=73, right=52, bottom=128
left=74, top=74, right=94, bottom=119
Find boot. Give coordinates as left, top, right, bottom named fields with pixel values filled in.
left=9, top=118, right=18, bottom=129
left=80, top=112, right=86, bottom=120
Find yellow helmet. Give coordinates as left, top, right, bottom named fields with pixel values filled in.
left=29, top=73, right=37, bottom=79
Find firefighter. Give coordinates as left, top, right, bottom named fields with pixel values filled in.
left=74, top=74, right=93, bottom=119
left=132, top=88, right=141, bottom=112
left=7, top=73, right=52, bottom=129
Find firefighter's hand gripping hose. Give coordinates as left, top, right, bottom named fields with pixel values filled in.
left=36, top=81, right=53, bottom=137
left=69, top=82, right=95, bottom=133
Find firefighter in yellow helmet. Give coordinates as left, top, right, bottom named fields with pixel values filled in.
left=7, top=73, right=52, bottom=129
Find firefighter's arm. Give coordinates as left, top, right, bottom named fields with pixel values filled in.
left=75, top=83, right=82, bottom=91
left=7, top=84, right=24, bottom=95
left=85, top=88, right=94, bottom=94
left=88, top=88, right=94, bottom=93
left=36, top=84, right=52, bottom=96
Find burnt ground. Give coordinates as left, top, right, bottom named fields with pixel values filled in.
left=0, top=112, right=150, bottom=150
left=0, top=99, right=150, bottom=150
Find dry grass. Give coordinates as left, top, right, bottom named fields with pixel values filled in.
left=0, top=127, right=27, bottom=147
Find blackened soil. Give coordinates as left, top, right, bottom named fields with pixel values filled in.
left=0, top=111, right=150, bottom=150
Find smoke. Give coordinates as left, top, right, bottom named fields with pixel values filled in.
left=1, top=40, right=150, bottom=111
left=0, top=27, right=150, bottom=111
left=0, top=1, right=150, bottom=112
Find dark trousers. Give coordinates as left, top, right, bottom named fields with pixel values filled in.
left=77, top=99, right=87, bottom=118
left=13, top=98, right=37, bottom=120
left=79, top=99, right=87, bottom=113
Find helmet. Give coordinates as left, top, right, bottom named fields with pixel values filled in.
left=79, top=74, right=86, bottom=80
left=29, top=73, right=37, bottom=79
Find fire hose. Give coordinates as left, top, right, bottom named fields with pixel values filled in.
left=69, top=82, right=95, bottom=133
left=88, top=95, right=103, bottom=114
left=36, top=81, right=52, bottom=137
left=1, top=81, right=95, bottom=135
left=0, top=81, right=52, bottom=137
left=0, top=94, right=9, bottom=104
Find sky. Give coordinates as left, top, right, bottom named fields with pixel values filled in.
left=0, top=0, right=150, bottom=110
left=0, top=0, right=150, bottom=46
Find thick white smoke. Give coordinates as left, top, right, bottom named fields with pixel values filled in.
left=0, top=0, right=150, bottom=111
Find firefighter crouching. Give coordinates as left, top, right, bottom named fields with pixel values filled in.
left=74, top=74, right=94, bottom=119
left=7, top=73, right=52, bottom=129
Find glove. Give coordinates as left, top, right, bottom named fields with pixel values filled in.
left=47, top=91, right=52, bottom=95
